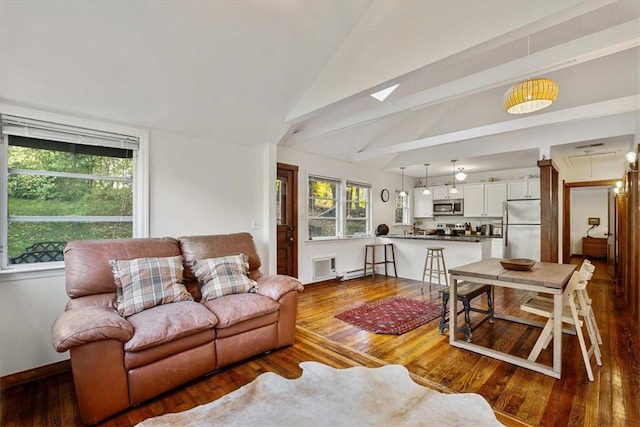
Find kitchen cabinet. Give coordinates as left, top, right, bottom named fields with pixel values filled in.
left=413, top=188, right=433, bottom=217
left=462, top=184, right=484, bottom=217
left=485, top=182, right=507, bottom=216
left=491, top=238, right=504, bottom=258
left=508, top=179, right=540, bottom=200
left=433, top=185, right=463, bottom=200
left=463, top=182, right=506, bottom=217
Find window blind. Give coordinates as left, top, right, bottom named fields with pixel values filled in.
left=1, top=115, right=139, bottom=150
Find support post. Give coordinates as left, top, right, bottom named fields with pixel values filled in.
left=538, top=159, right=559, bottom=263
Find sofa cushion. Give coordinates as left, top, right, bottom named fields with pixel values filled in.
left=203, top=293, right=279, bottom=329
left=64, top=237, right=181, bottom=298
left=178, top=233, right=262, bottom=282
left=194, top=254, right=258, bottom=301
left=124, top=301, right=218, bottom=352
left=110, top=255, right=193, bottom=317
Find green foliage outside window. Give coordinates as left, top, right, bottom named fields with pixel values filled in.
left=308, top=178, right=338, bottom=238
left=307, top=177, right=371, bottom=239
left=6, top=142, right=133, bottom=260
left=345, top=183, right=369, bottom=236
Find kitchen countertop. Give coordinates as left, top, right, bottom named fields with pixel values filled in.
left=385, top=234, right=501, bottom=242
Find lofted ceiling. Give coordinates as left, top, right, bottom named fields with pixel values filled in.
left=1, top=1, right=638, bottom=179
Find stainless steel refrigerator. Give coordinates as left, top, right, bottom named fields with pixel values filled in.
left=503, top=200, right=541, bottom=261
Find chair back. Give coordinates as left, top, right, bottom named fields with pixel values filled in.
left=562, top=272, right=582, bottom=304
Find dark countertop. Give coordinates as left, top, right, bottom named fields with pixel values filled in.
left=384, top=234, right=498, bottom=243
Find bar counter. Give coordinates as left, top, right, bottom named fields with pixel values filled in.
left=378, top=235, right=492, bottom=281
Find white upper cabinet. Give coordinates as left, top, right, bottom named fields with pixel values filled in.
left=507, top=179, right=540, bottom=200
left=433, top=185, right=463, bottom=200
left=463, top=182, right=506, bottom=217
left=462, top=184, right=484, bottom=217
left=413, top=188, right=433, bottom=218
left=485, top=182, right=507, bottom=216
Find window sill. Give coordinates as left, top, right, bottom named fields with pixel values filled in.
left=0, top=262, right=65, bottom=282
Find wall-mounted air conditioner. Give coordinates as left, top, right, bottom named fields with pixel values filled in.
left=312, top=255, right=336, bottom=281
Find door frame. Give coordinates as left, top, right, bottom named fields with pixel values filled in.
left=562, top=179, right=617, bottom=264
left=276, top=162, right=298, bottom=278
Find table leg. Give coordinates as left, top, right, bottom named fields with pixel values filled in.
left=371, top=247, right=376, bottom=278
left=449, top=276, right=457, bottom=344
left=552, top=292, right=563, bottom=377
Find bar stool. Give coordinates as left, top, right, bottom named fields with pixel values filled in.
left=421, top=247, right=448, bottom=289
left=364, top=243, right=397, bottom=278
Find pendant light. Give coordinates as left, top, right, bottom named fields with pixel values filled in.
left=503, top=37, right=558, bottom=114
left=503, top=78, right=558, bottom=114
left=399, top=167, right=407, bottom=197
left=422, top=164, right=431, bottom=195
left=455, top=167, right=467, bottom=181
left=449, top=160, right=459, bottom=194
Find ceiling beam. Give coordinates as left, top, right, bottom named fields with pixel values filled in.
left=287, top=19, right=640, bottom=145
left=353, top=95, right=640, bottom=161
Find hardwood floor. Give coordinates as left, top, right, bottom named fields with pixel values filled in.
left=1, top=258, right=638, bottom=426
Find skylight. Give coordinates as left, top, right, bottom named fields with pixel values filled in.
left=370, top=84, right=399, bottom=102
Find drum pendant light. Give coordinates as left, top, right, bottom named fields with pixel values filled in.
left=503, top=78, right=559, bottom=114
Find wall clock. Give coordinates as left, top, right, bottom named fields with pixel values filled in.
left=380, top=189, right=389, bottom=202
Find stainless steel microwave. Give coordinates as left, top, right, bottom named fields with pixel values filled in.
left=433, top=199, right=463, bottom=215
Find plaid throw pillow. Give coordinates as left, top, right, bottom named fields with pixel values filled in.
left=193, top=254, right=258, bottom=301
left=110, top=255, right=193, bottom=318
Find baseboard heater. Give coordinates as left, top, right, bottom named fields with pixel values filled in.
left=340, top=267, right=373, bottom=281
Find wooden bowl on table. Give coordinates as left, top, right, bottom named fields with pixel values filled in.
left=500, top=258, right=536, bottom=271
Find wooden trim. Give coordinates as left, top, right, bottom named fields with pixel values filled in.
left=562, top=179, right=618, bottom=264
left=626, top=169, right=639, bottom=323
left=564, top=179, right=618, bottom=188
left=0, top=359, right=70, bottom=390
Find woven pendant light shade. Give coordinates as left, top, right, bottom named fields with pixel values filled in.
left=503, top=78, right=559, bottom=114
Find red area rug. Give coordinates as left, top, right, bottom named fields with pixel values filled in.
left=334, top=296, right=441, bottom=335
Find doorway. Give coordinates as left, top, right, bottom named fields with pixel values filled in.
left=562, top=179, right=617, bottom=275
left=276, top=163, right=298, bottom=278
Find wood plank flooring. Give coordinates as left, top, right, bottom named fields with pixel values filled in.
left=1, top=258, right=638, bottom=426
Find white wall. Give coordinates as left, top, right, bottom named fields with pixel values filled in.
left=277, top=146, right=402, bottom=284
left=0, top=271, right=69, bottom=376
left=570, top=187, right=609, bottom=255
left=0, top=127, right=268, bottom=377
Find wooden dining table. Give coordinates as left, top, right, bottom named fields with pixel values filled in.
left=448, top=258, right=576, bottom=379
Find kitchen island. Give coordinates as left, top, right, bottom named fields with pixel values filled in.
left=379, top=235, right=492, bottom=282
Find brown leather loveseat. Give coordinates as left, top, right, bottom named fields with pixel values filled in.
left=51, top=233, right=303, bottom=425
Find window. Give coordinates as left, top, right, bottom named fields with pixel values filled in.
left=345, top=181, right=371, bottom=237
left=308, top=176, right=340, bottom=239
left=308, top=175, right=372, bottom=240
left=395, top=191, right=410, bottom=225
left=1, top=112, right=148, bottom=271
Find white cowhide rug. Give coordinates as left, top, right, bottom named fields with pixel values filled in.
left=137, top=362, right=503, bottom=426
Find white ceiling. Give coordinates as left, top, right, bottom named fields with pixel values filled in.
left=1, top=1, right=638, bottom=179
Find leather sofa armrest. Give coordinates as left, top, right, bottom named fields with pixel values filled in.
left=52, top=306, right=134, bottom=352
left=255, top=274, right=303, bottom=301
